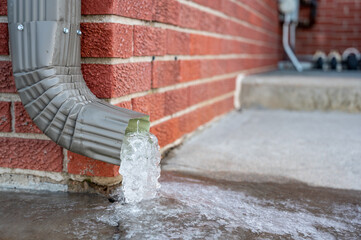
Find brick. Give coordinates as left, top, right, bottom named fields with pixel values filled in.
left=195, top=96, right=233, bottom=125
left=172, top=1, right=279, bottom=44
left=179, top=60, right=201, bottom=82
left=189, top=35, right=278, bottom=56
left=296, top=0, right=361, bottom=55
left=215, top=96, right=234, bottom=115
left=197, top=104, right=216, bottom=125
left=0, top=0, right=6, bottom=15
left=212, top=78, right=235, bottom=96
left=200, top=59, right=227, bottom=78
left=82, top=62, right=151, bottom=98
left=67, top=151, right=119, bottom=177
left=151, top=96, right=234, bottom=148
left=221, top=1, right=241, bottom=20
left=210, top=80, right=228, bottom=100
left=150, top=117, right=180, bottom=147
left=82, top=64, right=113, bottom=98
left=114, top=101, right=132, bottom=110
left=81, top=0, right=115, bottom=15
left=246, top=0, right=277, bottom=22
left=192, top=0, right=221, bottom=10
left=199, top=11, right=219, bottom=34
left=164, top=88, right=189, bottom=116
left=111, top=62, right=152, bottom=97
left=178, top=110, right=200, bottom=134
left=190, top=34, right=206, bottom=55
left=153, top=0, right=179, bottom=25
left=0, top=102, right=11, bottom=132
left=82, top=0, right=153, bottom=20
left=189, top=83, right=208, bottom=106
left=118, top=0, right=153, bottom=21
left=180, top=57, right=278, bottom=80
left=81, top=23, right=132, bottom=58
left=206, top=36, right=222, bottom=55
left=152, top=60, right=180, bottom=88
left=14, top=102, right=41, bottom=134
left=180, top=3, right=278, bottom=43
left=179, top=4, right=201, bottom=30
left=188, top=78, right=236, bottom=106
left=0, top=138, right=63, bottom=172
left=0, top=23, right=9, bottom=55
left=133, top=26, right=166, bottom=56
left=0, top=61, right=16, bottom=93
left=132, top=93, right=165, bottom=121
left=225, top=2, right=277, bottom=33
left=166, top=30, right=190, bottom=55
left=189, top=97, right=233, bottom=130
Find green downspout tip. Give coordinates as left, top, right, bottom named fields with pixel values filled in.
left=125, top=116, right=151, bottom=135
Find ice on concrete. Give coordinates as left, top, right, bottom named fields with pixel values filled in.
left=97, top=173, right=361, bottom=240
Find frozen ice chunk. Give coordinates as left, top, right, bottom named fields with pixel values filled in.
left=116, top=131, right=161, bottom=203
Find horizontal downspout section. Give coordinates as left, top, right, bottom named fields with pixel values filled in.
left=7, top=0, right=150, bottom=165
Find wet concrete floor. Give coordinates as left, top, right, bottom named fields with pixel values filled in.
left=0, top=172, right=360, bottom=240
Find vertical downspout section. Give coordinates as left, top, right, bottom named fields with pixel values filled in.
left=7, top=0, right=150, bottom=165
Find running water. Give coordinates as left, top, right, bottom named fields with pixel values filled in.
left=114, top=127, right=161, bottom=203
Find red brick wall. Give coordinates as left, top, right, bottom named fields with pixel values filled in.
left=0, top=0, right=280, bottom=178
left=296, top=0, right=361, bottom=55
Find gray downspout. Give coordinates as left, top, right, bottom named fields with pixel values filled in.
left=7, top=0, right=150, bottom=165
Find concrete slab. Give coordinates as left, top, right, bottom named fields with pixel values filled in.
left=240, top=70, right=361, bottom=112
left=163, top=110, right=361, bottom=190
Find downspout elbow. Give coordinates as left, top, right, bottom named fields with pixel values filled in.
left=7, top=0, right=150, bottom=165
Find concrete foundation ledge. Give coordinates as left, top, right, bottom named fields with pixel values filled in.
left=0, top=167, right=122, bottom=195
left=240, top=70, right=361, bottom=112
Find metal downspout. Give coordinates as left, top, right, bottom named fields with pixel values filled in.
left=7, top=0, right=150, bottom=165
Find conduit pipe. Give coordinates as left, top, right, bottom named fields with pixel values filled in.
left=279, top=0, right=303, bottom=72
left=282, top=15, right=303, bottom=72
left=7, top=0, right=150, bottom=165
